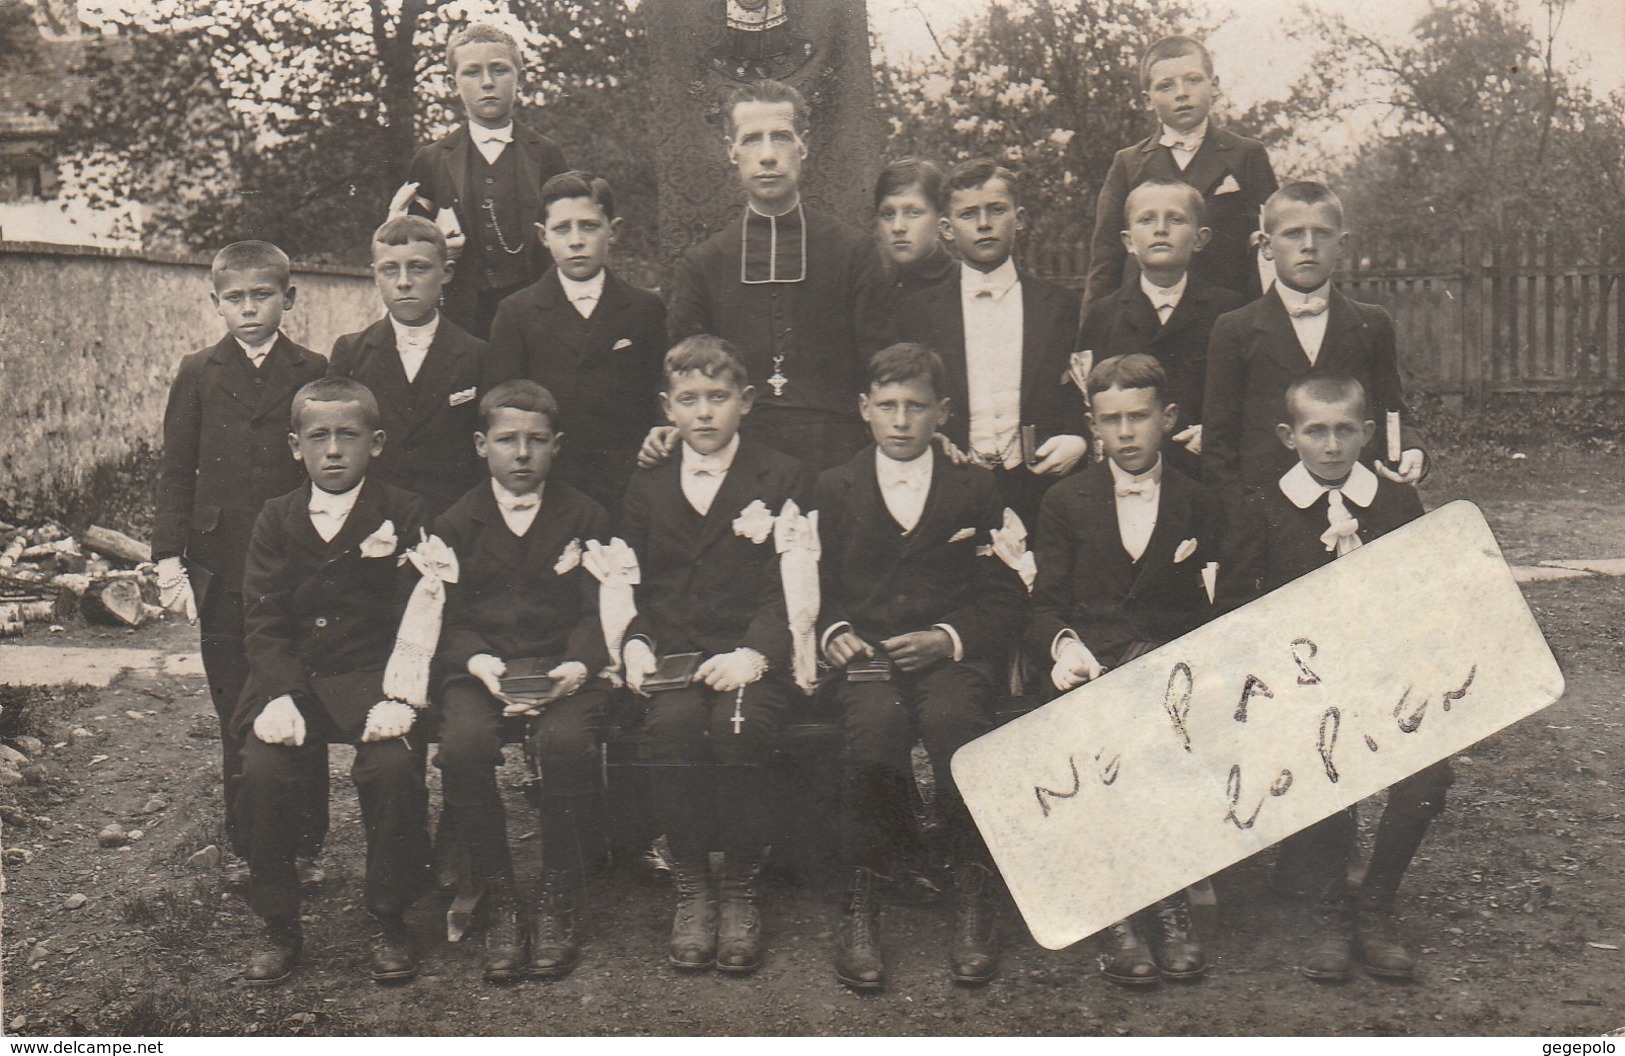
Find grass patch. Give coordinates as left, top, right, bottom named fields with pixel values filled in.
left=117, top=877, right=223, bottom=952
left=0, top=684, right=94, bottom=741
left=90, top=970, right=363, bottom=1037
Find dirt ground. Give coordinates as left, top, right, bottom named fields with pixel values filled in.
left=2, top=446, right=1622, bottom=1037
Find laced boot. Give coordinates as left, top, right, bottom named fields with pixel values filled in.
left=1355, top=897, right=1416, bottom=980
left=717, top=856, right=764, bottom=973
left=834, top=867, right=885, bottom=991
left=482, top=874, right=529, bottom=983
left=245, top=916, right=302, bottom=987
left=948, top=862, right=998, bottom=985
left=527, top=870, right=580, bottom=978
left=1097, top=916, right=1159, bottom=987
left=1147, top=895, right=1207, bottom=981
left=369, top=912, right=417, bottom=983
left=668, top=859, right=718, bottom=970
left=1302, top=893, right=1354, bottom=981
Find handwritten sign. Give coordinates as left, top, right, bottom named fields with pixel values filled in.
left=951, top=500, right=1563, bottom=950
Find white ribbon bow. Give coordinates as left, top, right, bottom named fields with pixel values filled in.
left=1320, top=490, right=1363, bottom=556
left=383, top=531, right=460, bottom=708
left=583, top=538, right=642, bottom=671
left=774, top=499, right=822, bottom=694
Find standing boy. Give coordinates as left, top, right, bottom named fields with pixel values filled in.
left=1027, top=353, right=1221, bottom=987
left=1202, top=182, right=1425, bottom=502
left=1084, top=34, right=1277, bottom=306
left=874, top=157, right=955, bottom=295
left=1216, top=374, right=1450, bottom=982
left=619, top=336, right=812, bottom=974
left=893, top=159, right=1087, bottom=529
left=154, top=241, right=328, bottom=887
left=433, top=380, right=612, bottom=982
left=1076, top=179, right=1246, bottom=481
left=237, top=378, right=431, bottom=985
left=402, top=23, right=569, bottom=339
left=484, top=171, right=667, bottom=515
left=816, top=344, right=1027, bottom=990
left=329, top=215, right=485, bottom=518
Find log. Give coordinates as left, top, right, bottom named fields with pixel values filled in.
left=0, top=603, right=23, bottom=637
left=81, top=579, right=146, bottom=627
left=81, top=526, right=151, bottom=567
left=0, top=533, right=25, bottom=571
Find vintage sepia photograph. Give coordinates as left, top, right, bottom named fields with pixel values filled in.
left=0, top=0, right=1621, bottom=1038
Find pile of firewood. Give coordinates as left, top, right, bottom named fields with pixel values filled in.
left=0, top=522, right=163, bottom=635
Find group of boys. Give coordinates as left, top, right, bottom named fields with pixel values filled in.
left=151, top=22, right=1450, bottom=998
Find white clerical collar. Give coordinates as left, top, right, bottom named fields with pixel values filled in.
left=492, top=477, right=545, bottom=509
left=961, top=257, right=1020, bottom=301
left=1160, top=119, right=1209, bottom=149
left=389, top=312, right=438, bottom=345
left=1140, top=271, right=1187, bottom=305
left=558, top=268, right=606, bottom=303
left=681, top=434, right=740, bottom=474
left=1108, top=455, right=1164, bottom=489
left=875, top=446, right=934, bottom=482
left=236, top=334, right=279, bottom=361
left=1277, top=281, right=1332, bottom=313
left=309, top=479, right=363, bottom=516
left=1279, top=460, right=1378, bottom=509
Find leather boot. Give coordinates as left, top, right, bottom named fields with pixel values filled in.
left=245, top=916, right=301, bottom=987
left=527, top=870, right=580, bottom=978
left=482, top=874, right=529, bottom=983
left=948, top=862, right=998, bottom=985
left=1147, top=895, right=1207, bottom=981
left=668, top=860, right=718, bottom=970
left=1302, top=894, right=1354, bottom=981
left=1098, top=917, right=1158, bottom=987
left=1355, top=898, right=1416, bottom=980
left=369, top=912, right=417, bottom=983
left=717, top=856, right=764, bottom=974
left=834, top=867, right=885, bottom=991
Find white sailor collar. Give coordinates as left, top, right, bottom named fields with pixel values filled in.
left=1279, top=460, right=1378, bottom=510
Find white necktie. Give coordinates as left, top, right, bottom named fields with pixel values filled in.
left=1115, top=480, right=1156, bottom=501
left=1287, top=298, right=1329, bottom=318
left=1149, top=293, right=1179, bottom=323
left=309, top=492, right=356, bottom=542
left=496, top=492, right=539, bottom=514
left=1159, top=131, right=1199, bottom=152
left=1321, top=489, right=1362, bottom=556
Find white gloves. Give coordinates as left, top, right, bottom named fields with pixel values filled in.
left=1051, top=637, right=1105, bottom=692
left=1031, top=434, right=1089, bottom=476
left=156, top=557, right=197, bottom=624
left=253, top=694, right=306, bottom=746
left=623, top=638, right=658, bottom=696
left=1172, top=424, right=1203, bottom=456
left=696, top=648, right=768, bottom=693
left=361, top=700, right=417, bottom=743
left=467, top=653, right=507, bottom=700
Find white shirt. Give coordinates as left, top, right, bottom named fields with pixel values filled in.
left=1277, top=281, right=1332, bottom=364
left=1159, top=119, right=1208, bottom=171
left=308, top=481, right=362, bottom=543
left=492, top=478, right=544, bottom=537
left=960, top=259, right=1025, bottom=468
left=1110, top=456, right=1163, bottom=562
left=874, top=447, right=933, bottom=532
left=558, top=269, right=606, bottom=320
left=236, top=334, right=278, bottom=369
left=471, top=122, right=514, bottom=165
left=680, top=435, right=739, bottom=516
left=389, top=313, right=439, bottom=383
left=1140, top=272, right=1188, bottom=325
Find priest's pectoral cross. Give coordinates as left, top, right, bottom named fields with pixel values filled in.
left=732, top=686, right=746, bottom=734
left=768, top=354, right=787, bottom=397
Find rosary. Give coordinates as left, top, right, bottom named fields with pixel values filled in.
left=732, top=686, right=746, bottom=734
left=482, top=198, right=527, bottom=255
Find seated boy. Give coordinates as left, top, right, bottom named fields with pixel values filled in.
left=1216, top=374, right=1451, bottom=982
left=1084, top=34, right=1277, bottom=305
left=1027, top=353, right=1221, bottom=986
left=237, top=377, right=430, bottom=985
left=893, top=159, right=1087, bottom=530
left=433, top=380, right=613, bottom=982
left=619, top=335, right=812, bottom=974
left=816, top=344, right=1027, bottom=991
left=1076, top=179, right=1246, bottom=480
left=874, top=157, right=954, bottom=294
left=1202, top=181, right=1425, bottom=502
left=330, top=215, right=485, bottom=517
left=484, top=171, right=668, bottom=515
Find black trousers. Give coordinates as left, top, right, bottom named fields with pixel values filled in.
left=744, top=406, right=870, bottom=473
left=241, top=724, right=429, bottom=920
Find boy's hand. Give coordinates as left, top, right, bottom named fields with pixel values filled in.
left=824, top=630, right=873, bottom=669
left=386, top=181, right=421, bottom=218
left=1172, top=424, right=1203, bottom=456
left=1052, top=638, right=1105, bottom=692
left=697, top=648, right=767, bottom=693
left=253, top=695, right=306, bottom=747
left=467, top=653, right=509, bottom=703
left=436, top=207, right=466, bottom=258
left=1029, top=434, right=1088, bottom=476
left=500, top=662, right=588, bottom=716
left=361, top=700, right=416, bottom=742
left=932, top=432, right=973, bottom=466
left=881, top=630, right=954, bottom=673
left=622, top=639, right=658, bottom=697
left=636, top=426, right=679, bottom=469
left=155, top=557, right=197, bottom=624
left=1376, top=448, right=1426, bottom=485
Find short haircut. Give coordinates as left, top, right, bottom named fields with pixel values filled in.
left=874, top=157, right=945, bottom=213
left=1284, top=374, right=1369, bottom=425
left=372, top=215, right=447, bottom=260
left=290, top=376, right=380, bottom=432
left=1086, top=353, right=1170, bottom=405
left=540, top=170, right=617, bottom=224
left=943, top=158, right=1020, bottom=212
left=1140, top=34, right=1214, bottom=89
left=446, top=22, right=521, bottom=72
left=722, top=79, right=809, bottom=139
left=478, top=379, right=559, bottom=433
left=663, top=334, right=750, bottom=390
left=211, top=240, right=290, bottom=290
left=1123, top=177, right=1207, bottom=228
left=1263, top=180, right=1345, bottom=233
left=868, top=343, right=948, bottom=400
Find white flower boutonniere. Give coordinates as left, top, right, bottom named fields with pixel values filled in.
left=733, top=500, right=776, bottom=544
left=554, top=537, right=583, bottom=576
left=359, top=520, right=399, bottom=559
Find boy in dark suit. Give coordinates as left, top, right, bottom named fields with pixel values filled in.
left=237, top=378, right=431, bottom=986
left=153, top=240, right=329, bottom=888
left=1202, top=181, right=1426, bottom=502
left=329, top=215, right=485, bottom=517
left=1076, top=179, right=1247, bottom=480
left=816, top=344, right=1027, bottom=991
left=893, top=159, right=1086, bottom=530
left=619, top=336, right=812, bottom=974
left=1028, top=353, right=1220, bottom=986
left=399, top=23, right=569, bottom=339
left=1217, top=374, right=1451, bottom=983
left=484, top=171, right=667, bottom=515
left=433, top=380, right=612, bottom=982
left=1085, top=34, right=1277, bottom=305
left=874, top=157, right=955, bottom=296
